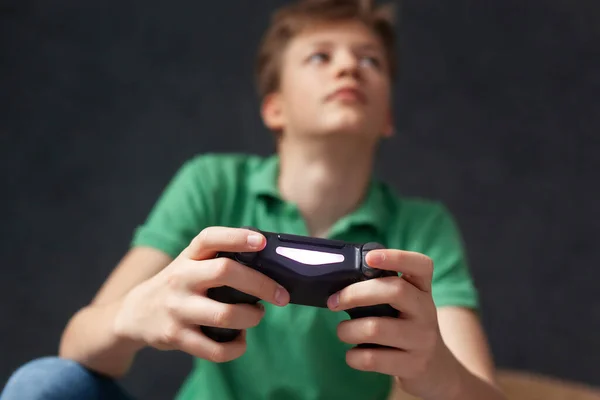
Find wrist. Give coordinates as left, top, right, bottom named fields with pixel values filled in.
left=427, top=344, right=464, bottom=400
left=112, top=296, right=147, bottom=352
left=444, top=360, right=471, bottom=400
left=399, top=341, right=463, bottom=400
left=443, top=357, right=507, bottom=400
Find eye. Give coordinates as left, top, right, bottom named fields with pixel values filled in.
left=308, top=52, right=330, bottom=64
left=359, top=56, right=381, bottom=69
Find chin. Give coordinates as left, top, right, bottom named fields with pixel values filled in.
left=319, top=112, right=372, bottom=136
left=326, top=125, right=367, bottom=136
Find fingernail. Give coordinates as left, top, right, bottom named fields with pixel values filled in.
left=247, top=234, right=262, bottom=248
left=369, top=251, right=385, bottom=265
left=275, top=285, right=289, bottom=306
left=328, top=293, right=339, bottom=309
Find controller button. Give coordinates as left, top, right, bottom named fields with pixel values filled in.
left=236, top=252, right=257, bottom=264
left=361, top=250, right=385, bottom=279
left=362, top=266, right=379, bottom=278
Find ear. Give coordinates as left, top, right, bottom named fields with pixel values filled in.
left=261, top=92, right=285, bottom=132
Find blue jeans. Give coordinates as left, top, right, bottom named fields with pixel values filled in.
left=0, top=356, right=134, bottom=400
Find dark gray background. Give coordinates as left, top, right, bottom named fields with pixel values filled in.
left=1, top=0, right=599, bottom=399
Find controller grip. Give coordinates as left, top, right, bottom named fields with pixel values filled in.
left=200, top=235, right=263, bottom=342
left=200, top=286, right=261, bottom=342
left=346, top=304, right=399, bottom=349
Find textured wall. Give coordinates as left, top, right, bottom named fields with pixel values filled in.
left=1, top=0, right=599, bottom=398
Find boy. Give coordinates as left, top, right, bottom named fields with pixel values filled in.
left=1, top=0, right=506, bottom=399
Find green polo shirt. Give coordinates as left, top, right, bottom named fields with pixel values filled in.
left=131, top=152, right=479, bottom=400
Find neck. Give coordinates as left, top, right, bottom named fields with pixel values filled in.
left=277, top=135, right=377, bottom=237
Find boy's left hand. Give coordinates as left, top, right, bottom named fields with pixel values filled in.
left=327, top=249, right=460, bottom=400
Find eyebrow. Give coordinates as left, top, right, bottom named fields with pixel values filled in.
left=355, top=43, right=383, bottom=52
left=308, top=40, right=383, bottom=53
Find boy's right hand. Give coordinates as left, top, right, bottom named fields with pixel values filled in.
left=113, top=226, right=290, bottom=363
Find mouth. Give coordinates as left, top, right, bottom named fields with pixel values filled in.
left=325, top=86, right=367, bottom=104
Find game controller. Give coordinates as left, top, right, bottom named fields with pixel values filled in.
left=199, top=227, right=399, bottom=348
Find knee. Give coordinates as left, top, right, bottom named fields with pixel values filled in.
left=1, top=356, right=107, bottom=400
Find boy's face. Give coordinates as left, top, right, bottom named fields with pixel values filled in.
left=262, top=20, right=393, bottom=141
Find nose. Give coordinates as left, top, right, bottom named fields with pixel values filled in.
left=333, top=49, right=362, bottom=80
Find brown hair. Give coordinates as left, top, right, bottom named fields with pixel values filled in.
left=255, top=0, right=398, bottom=100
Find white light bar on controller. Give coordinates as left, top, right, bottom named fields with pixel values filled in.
left=275, top=246, right=345, bottom=265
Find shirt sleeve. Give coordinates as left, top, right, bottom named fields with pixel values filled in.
left=404, top=202, right=480, bottom=310
left=130, top=155, right=220, bottom=259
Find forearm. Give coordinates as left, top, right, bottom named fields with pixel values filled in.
left=448, top=365, right=507, bottom=400
left=389, top=347, right=507, bottom=400
left=390, top=370, right=506, bottom=400
left=58, top=299, right=145, bottom=378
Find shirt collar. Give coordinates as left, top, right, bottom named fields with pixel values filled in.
left=248, top=154, right=391, bottom=235
left=248, top=154, right=281, bottom=199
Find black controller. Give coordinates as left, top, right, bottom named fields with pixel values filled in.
left=199, top=227, right=399, bottom=348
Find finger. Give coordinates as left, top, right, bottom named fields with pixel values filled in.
left=365, top=250, right=433, bottom=292
left=183, top=226, right=266, bottom=261
left=346, top=346, right=416, bottom=377
left=337, top=316, right=420, bottom=349
left=176, top=326, right=248, bottom=363
left=170, top=294, right=265, bottom=329
left=328, top=276, right=422, bottom=317
left=189, top=257, right=290, bottom=307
